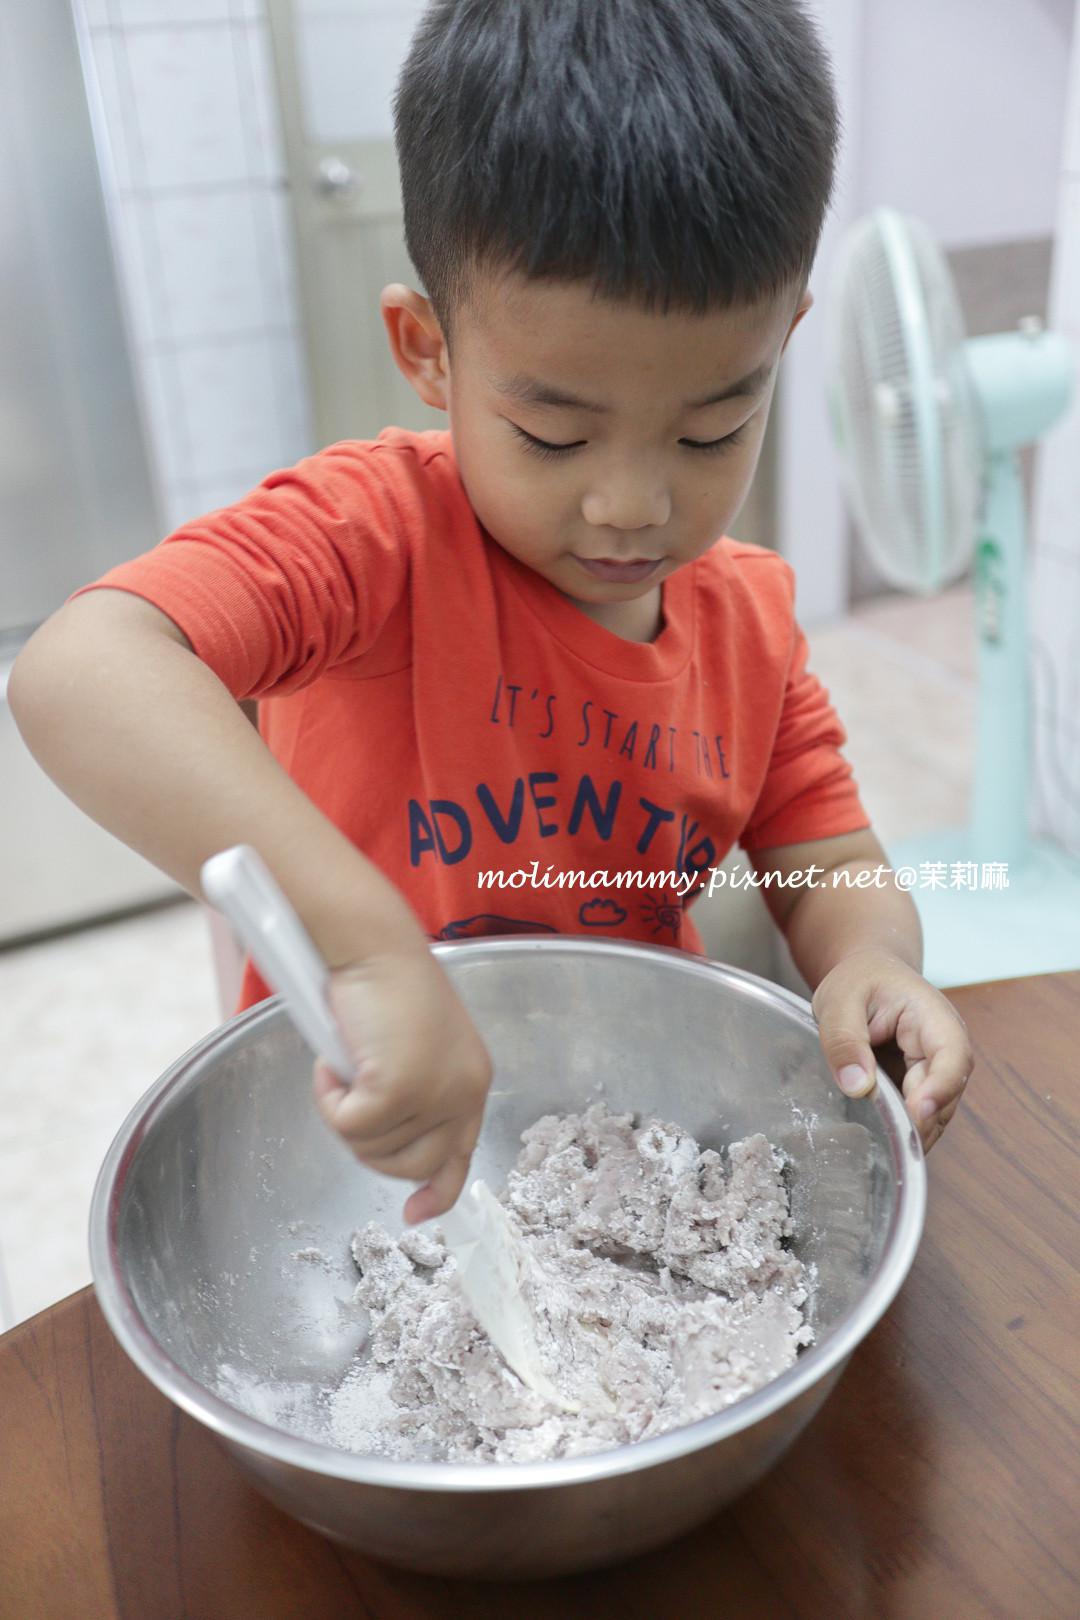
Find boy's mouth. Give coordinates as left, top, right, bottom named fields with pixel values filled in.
left=574, top=557, right=662, bottom=584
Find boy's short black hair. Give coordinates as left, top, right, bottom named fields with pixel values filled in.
left=393, top=0, right=840, bottom=346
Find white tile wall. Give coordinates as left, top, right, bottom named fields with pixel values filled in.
left=1030, top=11, right=1080, bottom=856
left=172, top=331, right=311, bottom=483
left=1070, top=61, right=1080, bottom=177
left=78, top=0, right=314, bottom=537
left=85, top=2, right=263, bottom=36
left=294, top=8, right=426, bottom=142
left=1031, top=546, right=1080, bottom=853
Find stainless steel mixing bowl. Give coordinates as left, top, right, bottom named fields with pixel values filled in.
left=89, top=936, right=925, bottom=1579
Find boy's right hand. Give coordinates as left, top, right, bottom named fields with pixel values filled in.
left=311, top=946, right=493, bottom=1225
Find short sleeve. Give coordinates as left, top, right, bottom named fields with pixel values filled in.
left=66, top=437, right=417, bottom=701
left=739, top=620, right=870, bottom=854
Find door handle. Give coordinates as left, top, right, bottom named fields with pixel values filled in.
left=313, top=156, right=360, bottom=197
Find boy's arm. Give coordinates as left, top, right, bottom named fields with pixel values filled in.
left=8, top=589, right=424, bottom=966
left=747, top=829, right=973, bottom=1151
left=9, top=589, right=492, bottom=1218
left=749, top=827, right=922, bottom=987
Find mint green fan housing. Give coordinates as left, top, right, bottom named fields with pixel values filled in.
left=825, top=208, right=1079, bottom=986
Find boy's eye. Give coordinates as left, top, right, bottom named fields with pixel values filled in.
left=509, top=425, right=585, bottom=459
left=680, top=426, right=750, bottom=454
left=508, top=423, right=749, bottom=460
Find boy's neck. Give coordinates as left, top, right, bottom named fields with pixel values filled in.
left=562, top=584, right=663, bottom=644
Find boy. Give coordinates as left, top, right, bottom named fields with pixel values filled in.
left=10, top=0, right=972, bottom=1223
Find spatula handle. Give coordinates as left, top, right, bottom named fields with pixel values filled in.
left=200, top=844, right=355, bottom=1080
left=202, top=844, right=458, bottom=1227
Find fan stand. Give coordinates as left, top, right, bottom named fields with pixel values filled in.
left=888, top=447, right=1080, bottom=987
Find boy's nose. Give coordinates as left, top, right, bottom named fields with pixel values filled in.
left=581, top=482, right=671, bottom=532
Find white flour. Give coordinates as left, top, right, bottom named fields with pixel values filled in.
left=327, top=1103, right=813, bottom=1464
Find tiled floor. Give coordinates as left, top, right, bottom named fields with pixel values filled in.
left=0, top=584, right=977, bottom=1333
left=0, top=902, right=221, bottom=1331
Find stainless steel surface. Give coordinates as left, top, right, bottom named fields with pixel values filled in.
left=89, top=937, right=926, bottom=1579
left=0, top=1, right=172, bottom=940
left=200, top=843, right=568, bottom=1406
left=0, top=0, right=160, bottom=638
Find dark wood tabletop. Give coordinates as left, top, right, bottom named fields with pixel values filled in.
left=2, top=972, right=1077, bottom=1620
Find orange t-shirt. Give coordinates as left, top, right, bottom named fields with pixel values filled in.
left=74, top=427, right=869, bottom=1011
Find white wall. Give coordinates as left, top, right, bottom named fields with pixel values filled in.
left=292, top=0, right=426, bottom=143
left=1030, top=7, right=1080, bottom=857
left=857, top=0, right=1072, bottom=244
left=78, top=0, right=313, bottom=537
left=776, top=0, right=866, bottom=627
left=782, top=0, right=1076, bottom=623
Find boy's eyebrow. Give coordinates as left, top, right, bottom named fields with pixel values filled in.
left=489, top=363, right=774, bottom=413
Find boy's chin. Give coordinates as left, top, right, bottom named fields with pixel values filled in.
left=562, top=560, right=670, bottom=597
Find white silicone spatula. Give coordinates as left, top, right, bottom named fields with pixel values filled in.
left=199, top=844, right=576, bottom=1412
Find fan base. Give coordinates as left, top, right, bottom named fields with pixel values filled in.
left=888, top=827, right=1080, bottom=987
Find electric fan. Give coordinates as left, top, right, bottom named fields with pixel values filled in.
left=824, top=206, right=1080, bottom=986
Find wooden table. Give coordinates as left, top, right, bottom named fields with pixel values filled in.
left=2, top=973, right=1077, bottom=1619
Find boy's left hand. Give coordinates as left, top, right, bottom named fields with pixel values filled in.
left=810, top=946, right=974, bottom=1152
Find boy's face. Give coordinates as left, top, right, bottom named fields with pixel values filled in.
left=382, top=269, right=811, bottom=639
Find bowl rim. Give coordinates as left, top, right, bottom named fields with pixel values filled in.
left=89, top=935, right=927, bottom=1492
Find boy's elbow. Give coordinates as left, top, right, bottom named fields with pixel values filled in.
left=9, top=592, right=190, bottom=740
left=7, top=619, right=57, bottom=739
left=9, top=598, right=112, bottom=743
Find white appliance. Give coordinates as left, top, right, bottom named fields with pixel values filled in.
left=0, top=2, right=179, bottom=943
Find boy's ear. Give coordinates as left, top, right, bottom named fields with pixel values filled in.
left=380, top=284, right=449, bottom=411
left=780, top=289, right=814, bottom=355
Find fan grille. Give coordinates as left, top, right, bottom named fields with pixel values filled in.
left=825, top=211, right=982, bottom=594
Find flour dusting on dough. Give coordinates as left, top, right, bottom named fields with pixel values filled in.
left=328, top=1103, right=812, bottom=1464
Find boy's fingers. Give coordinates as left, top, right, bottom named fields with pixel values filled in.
left=927, top=1073, right=970, bottom=1131
left=400, top=1109, right=483, bottom=1224
left=904, top=1063, right=972, bottom=1156
left=812, top=983, right=877, bottom=1099
left=332, top=1109, right=441, bottom=1162
left=403, top=1150, right=473, bottom=1226
left=904, top=1020, right=974, bottom=1118
left=312, top=1061, right=432, bottom=1149
left=349, top=1113, right=453, bottom=1161
left=355, top=1117, right=478, bottom=1185
left=312, top=1059, right=348, bottom=1102
left=899, top=1056, right=930, bottom=1108
left=312, top=1060, right=430, bottom=1141
left=921, top=1115, right=946, bottom=1154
